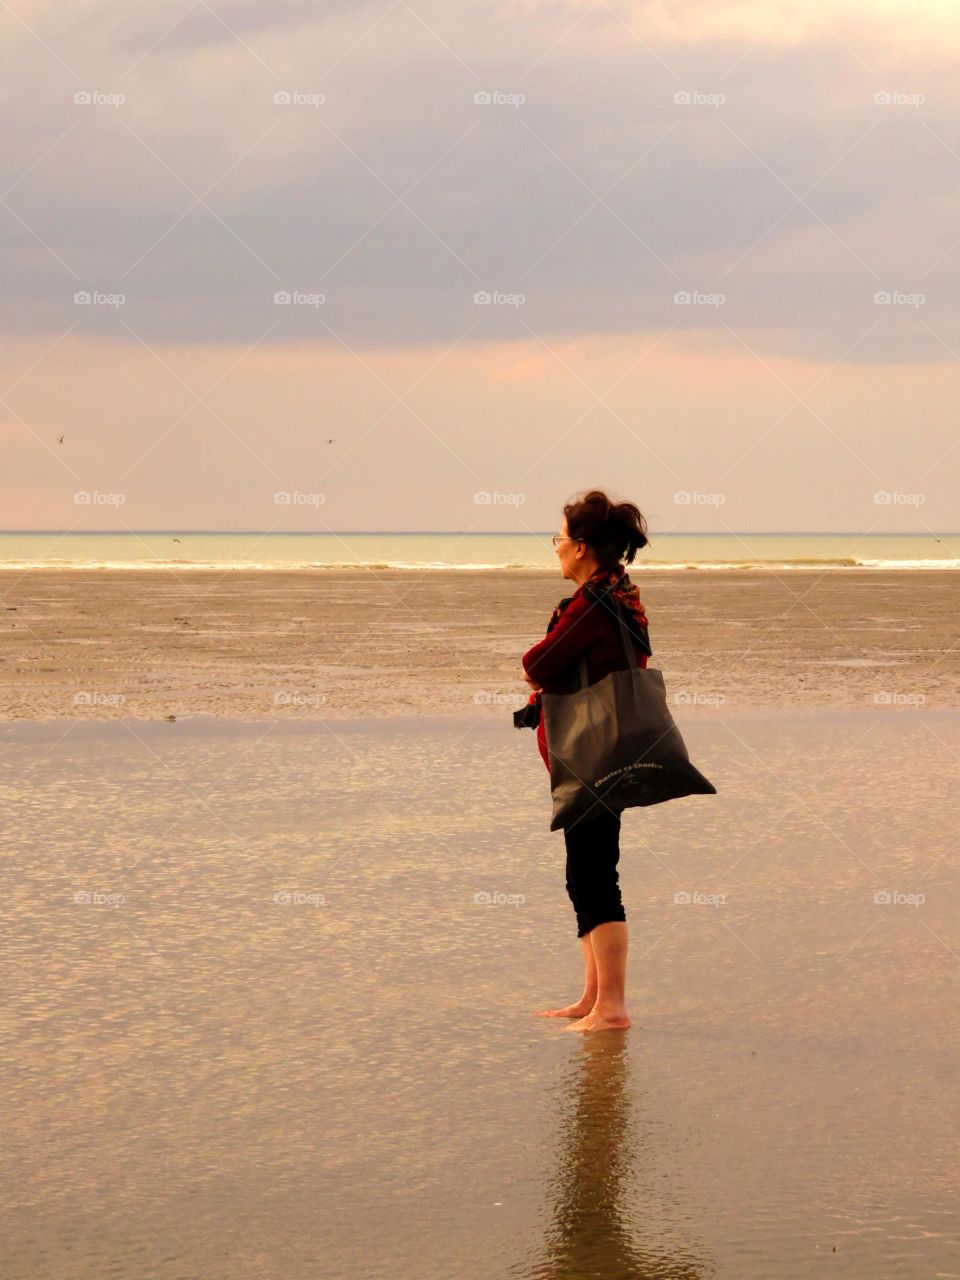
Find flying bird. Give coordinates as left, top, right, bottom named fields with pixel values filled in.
left=57, top=435, right=64, bottom=445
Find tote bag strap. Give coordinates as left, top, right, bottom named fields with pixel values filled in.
left=577, top=603, right=639, bottom=689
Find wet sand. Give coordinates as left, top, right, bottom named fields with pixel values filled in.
left=0, top=568, right=957, bottom=720
left=2, top=711, right=958, bottom=1278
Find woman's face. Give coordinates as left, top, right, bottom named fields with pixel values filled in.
left=555, top=517, right=583, bottom=580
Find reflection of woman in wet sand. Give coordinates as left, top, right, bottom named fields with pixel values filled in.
left=538, top=1036, right=709, bottom=1278
left=516, top=490, right=653, bottom=1032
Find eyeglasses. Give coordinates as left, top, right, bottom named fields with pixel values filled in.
left=551, top=535, right=577, bottom=548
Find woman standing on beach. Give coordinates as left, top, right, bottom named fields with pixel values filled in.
left=517, top=490, right=652, bottom=1033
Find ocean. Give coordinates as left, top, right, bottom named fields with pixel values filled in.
left=0, top=530, right=956, bottom=571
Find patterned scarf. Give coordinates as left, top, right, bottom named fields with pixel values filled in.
left=513, top=563, right=651, bottom=729
left=546, top=563, right=650, bottom=646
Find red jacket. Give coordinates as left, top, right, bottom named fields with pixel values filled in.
left=521, top=589, right=650, bottom=770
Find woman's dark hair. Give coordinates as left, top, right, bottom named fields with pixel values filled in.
left=563, top=489, right=649, bottom=566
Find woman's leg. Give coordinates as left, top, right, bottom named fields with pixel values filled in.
left=536, top=808, right=626, bottom=1023
left=574, top=921, right=629, bottom=1029
left=566, top=810, right=631, bottom=1032
left=534, top=934, right=598, bottom=1017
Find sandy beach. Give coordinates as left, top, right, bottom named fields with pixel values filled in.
left=0, top=568, right=957, bottom=720
left=3, top=710, right=958, bottom=1278
left=2, top=565, right=959, bottom=1279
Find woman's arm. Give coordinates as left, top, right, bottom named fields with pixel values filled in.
left=521, top=593, right=600, bottom=687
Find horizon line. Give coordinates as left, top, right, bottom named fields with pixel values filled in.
left=0, top=530, right=955, bottom=538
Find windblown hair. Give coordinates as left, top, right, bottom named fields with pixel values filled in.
left=563, top=489, right=649, bottom=567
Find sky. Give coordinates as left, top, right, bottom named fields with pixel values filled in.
left=2, top=0, right=959, bottom=533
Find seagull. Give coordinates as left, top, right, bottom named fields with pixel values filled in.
left=173, top=537, right=181, bottom=543
left=327, top=438, right=334, bottom=444
left=57, top=434, right=64, bottom=445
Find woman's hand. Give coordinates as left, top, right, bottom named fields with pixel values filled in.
left=523, top=667, right=542, bottom=691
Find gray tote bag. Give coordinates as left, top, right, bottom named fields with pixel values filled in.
left=540, top=612, right=717, bottom=832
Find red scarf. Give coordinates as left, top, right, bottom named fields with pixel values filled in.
left=513, top=563, right=651, bottom=730
left=546, top=563, right=650, bottom=645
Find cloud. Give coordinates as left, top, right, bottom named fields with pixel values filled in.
left=580, top=0, right=960, bottom=53
left=1, top=0, right=959, bottom=365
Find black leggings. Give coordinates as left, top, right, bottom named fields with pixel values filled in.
left=563, top=809, right=627, bottom=939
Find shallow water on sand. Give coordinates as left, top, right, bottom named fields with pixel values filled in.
left=2, top=711, right=958, bottom=1279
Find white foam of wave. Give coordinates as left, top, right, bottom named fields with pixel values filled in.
left=0, top=557, right=957, bottom=572
left=0, top=559, right=542, bottom=572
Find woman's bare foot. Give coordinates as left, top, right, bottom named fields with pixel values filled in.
left=534, top=999, right=596, bottom=1018
left=566, top=1007, right=631, bottom=1032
